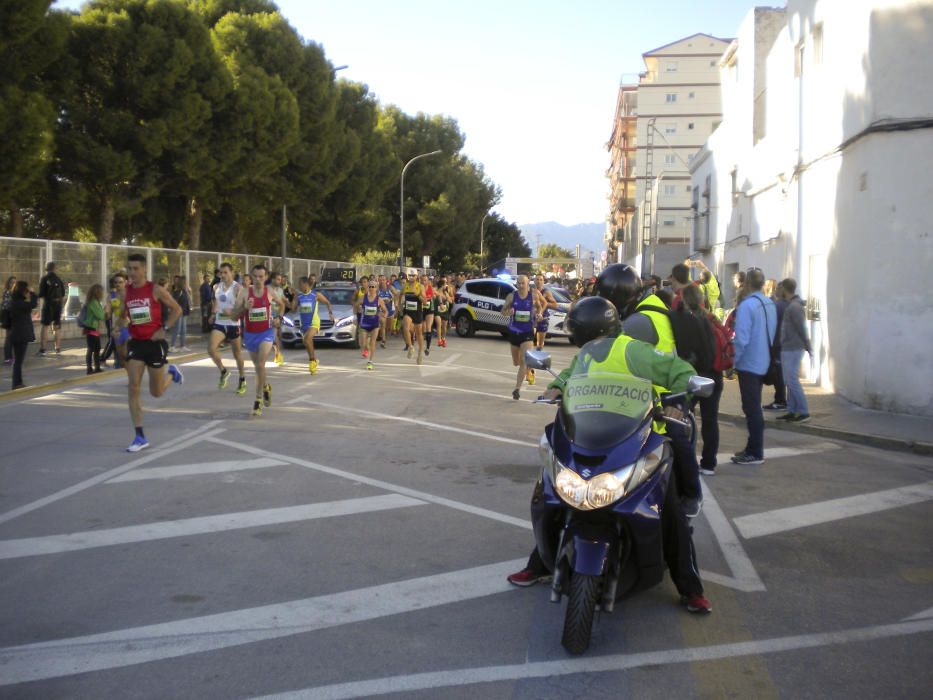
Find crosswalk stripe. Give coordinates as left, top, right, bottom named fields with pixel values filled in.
left=107, top=458, right=287, bottom=483
left=0, top=558, right=524, bottom=686
left=733, top=480, right=933, bottom=539
left=0, top=495, right=425, bottom=560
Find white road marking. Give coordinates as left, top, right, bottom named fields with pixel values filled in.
left=106, top=457, right=288, bottom=483
left=418, top=352, right=462, bottom=376
left=904, top=606, right=933, bottom=621
left=0, top=424, right=226, bottom=526
left=290, top=397, right=538, bottom=448
left=0, top=495, right=424, bottom=560
left=713, top=442, right=841, bottom=466
left=368, top=374, right=524, bottom=401
left=207, top=436, right=533, bottom=530
left=699, top=477, right=766, bottom=592
left=251, top=618, right=933, bottom=699
left=0, top=558, right=525, bottom=686
left=734, top=480, right=933, bottom=539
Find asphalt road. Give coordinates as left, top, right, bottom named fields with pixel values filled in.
left=0, top=332, right=931, bottom=699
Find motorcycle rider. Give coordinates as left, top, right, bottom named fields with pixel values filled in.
left=595, top=264, right=704, bottom=518
left=507, top=295, right=712, bottom=614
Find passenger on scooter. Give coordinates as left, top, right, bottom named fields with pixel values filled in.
left=508, top=296, right=712, bottom=615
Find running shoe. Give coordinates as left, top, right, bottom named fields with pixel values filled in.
left=218, top=369, right=229, bottom=389
left=527, top=370, right=535, bottom=385
left=263, top=383, right=272, bottom=407
left=309, top=359, right=318, bottom=375
left=362, top=348, right=369, bottom=358
left=512, top=388, right=521, bottom=400
left=416, top=352, right=424, bottom=365
left=699, top=466, right=716, bottom=476
left=168, top=345, right=176, bottom=353
left=506, top=568, right=551, bottom=587
left=407, top=346, right=414, bottom=359
left=274, top=352, right=284, bottom=366
left=236, top=378, right=247, bottom=395
left=126, top=435, right=149, bottom=453
left=763, top=402, right=786, bottom=411
left=167, top=364, right=184, bottom=385
left=251, top=400, right=262, bottom=416
left=36, top=349, right=47, bottom=357
left=731, top=452, right=764, bottom=465
left=682, top=594, right=713, bottom=614
left=366, top=361, right=374, bottom=371
left=2, top=358, right=12, bottom=366
left=380, top=340, right=386, bottom=349
left=424, top=347, right=430, bottom=356
left=55, top=348, right=62, bottom=355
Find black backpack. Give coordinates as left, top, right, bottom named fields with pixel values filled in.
left=664, top=306, right=714, bottom=375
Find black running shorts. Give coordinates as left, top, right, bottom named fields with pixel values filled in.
left=126, top=339, right=169, bottom=368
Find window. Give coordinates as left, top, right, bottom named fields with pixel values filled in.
left=662, top=218, right=676, bottom=227
left=664, top=124, right=677, bottom=135
left=688, top=92, right=695, bottom=99
left=813, top=23, right=823, bottom=64
left=664, top=154, right=677, bottom=166
left=685, top=185, right=693, bottom=192
left=687, top=153, right=696, bottom=164
left=665, top=61, right=678, bottom=72
left=709, top=60, right=716, bottom=67
left=663, top=184, right=676, bottom=196
left=688, top=122, right=695, bottom=130
left=665, top=93, right=678, bottom=103
left=466, top=281, right=500, bottom=299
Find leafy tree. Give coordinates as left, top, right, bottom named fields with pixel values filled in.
left=537, top=243, right=575, bottom=259
left=480, top=214, right=531, bottom=271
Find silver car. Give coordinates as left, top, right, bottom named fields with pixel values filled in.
left=280, top=283, right=360, bottom=349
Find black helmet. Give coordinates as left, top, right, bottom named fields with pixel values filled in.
left=566, top=296, right=621, bottom=348
left=594, top=264, right=642, bottom=318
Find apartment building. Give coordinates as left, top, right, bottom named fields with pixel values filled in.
left=690, top=0, right=933, bottom=416
left=605, top=85, right=638, bottom=260
left=612, top=33, right=731, bottom=274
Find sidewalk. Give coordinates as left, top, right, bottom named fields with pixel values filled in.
left=0, top=333, right=209, bottom=399
left=718, top=377, right=933, bottom=456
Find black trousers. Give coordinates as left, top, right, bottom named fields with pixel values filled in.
left=85, top=334, right=101, bottom=372
left=11, top=339, right=28, bottom=387
left=3, top=334, right=12, bottom=362
left=697, top=371, right=724, bottom=468
left=667, top=416, right=701, bottom=501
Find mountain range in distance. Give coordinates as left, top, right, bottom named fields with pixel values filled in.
left=519, top=221, right=605, bottom=257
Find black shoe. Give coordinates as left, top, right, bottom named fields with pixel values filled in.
left=791, top=413, right=811, bottom=423
left=731, top=452, right=764, bottom=465
left=699, top=466, right=716, bottom=476
left=512, top=388, right=521, bottom=400
left=763, top=402, right=786, bottom=411
left=776, top=412, right=796, bottom=421
left=682, top=496, right=703, bottom=518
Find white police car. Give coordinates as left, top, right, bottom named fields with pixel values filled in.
left=451, top=277, right=570, bottom=341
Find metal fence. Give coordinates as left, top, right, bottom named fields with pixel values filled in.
left=0, top=236, right=427, bottom=320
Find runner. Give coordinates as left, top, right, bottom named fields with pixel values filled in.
left=501, top=274, right=543, bottom=400
left=434, top=275, right=451, bottom=348
left=420, top=274, right=436, bottom=356
left=123, top=253, right=184, bottom=452
left=208, top=262, right=247, bottom=395
left=292, top=276, right=334, bottom=375
left=354, top=279, right=388, bottom=370
left=268, top=272, right=287, bottom=366
left=241, top=264, right=284, bottom=416
left=376, top=275, right=396, bottom=349
left=400, top=269, right=427, bottom=364
left=533, top=273, right=559, bottom=351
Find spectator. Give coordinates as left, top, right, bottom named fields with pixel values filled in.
left=778, top=278, right=812, bottom=423
left=763, top=280, right=787, bottom=411
left=669, top=263, right=691, bottom=310
left=2, top=276, right=15, bottom=365
left=731, top=268, right=777, bottom=465
left=199, top=274, right=213, bottom=332
left=37, top=262, right=66, bottom=356
left=8, top=281, right=38, bottom=390
left=170, top=276, right=192, bottom=351
left=82, top=283, right=106, bottom=374
left=687, top=259, right=721, bottom=316
left=682, top=285, right=723, bottom=476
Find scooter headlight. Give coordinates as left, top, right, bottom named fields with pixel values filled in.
left=586, top=466, right=635, bottom=509
left=554, top=467, right=588, bottom=508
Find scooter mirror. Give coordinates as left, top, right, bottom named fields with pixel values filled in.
left=525, top=350, right=552, bottom=371
left=687, top=375, right=715, bottom=398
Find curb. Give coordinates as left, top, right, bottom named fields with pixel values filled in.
left=719, top=412, right=933, bottom=457
left=0, top=351, right=208, bottom=403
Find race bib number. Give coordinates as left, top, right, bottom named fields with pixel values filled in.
left=563, top=373, right=653, bottom=418
left=299, top=303, right=314, bottom=314
left=438, top=303, right=448, bottom=313
left=405, top=300, right=418, bottom=311
left=514, top=310, right=531, bottom=323
left=129, top=305, right=152, bottom=325
left=249, top=307, right=268, bottom=323
left=217, top=311, right=229, bottom=321
left=364, top=306, right=378, bottom=316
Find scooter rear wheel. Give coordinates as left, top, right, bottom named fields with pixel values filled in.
left=561, top=573, right=601, bottom=655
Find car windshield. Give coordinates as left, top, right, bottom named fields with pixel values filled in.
left=547, top=286, right=572, bottom=303
left=317, top=288, right=355, bottom=305
left=560, top=365, right=654, bottom=451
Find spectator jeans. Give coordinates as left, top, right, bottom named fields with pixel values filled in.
left=171, top=316, right=188, bottom=348
left=781, top=349, right=808, bottom=416
left=737, top=370, right=765, bottom=459
left=697, top=372, right=724, bottom=468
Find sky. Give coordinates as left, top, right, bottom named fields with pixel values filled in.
left=55, top=0, right=762, bottom=226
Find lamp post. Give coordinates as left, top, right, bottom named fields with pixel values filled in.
left=399, top=149, right=442, bottom=273
left=480, top=212, right=490, bottom=274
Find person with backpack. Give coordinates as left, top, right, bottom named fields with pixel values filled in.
left=732, top=268, right=777, bottom=465
left=80, top=284, right=107, bottom=374
left=37, top=262, right=66, bottom=356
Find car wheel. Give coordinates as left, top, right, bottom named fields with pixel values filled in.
left=455, top=312, right=474, bottom=337
left=568, top=336, right=576, bottom=344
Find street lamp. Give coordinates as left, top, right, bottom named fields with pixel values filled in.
left=399, top=149, right=442, bottom=273
left=480, top=212, right=490, bottom=274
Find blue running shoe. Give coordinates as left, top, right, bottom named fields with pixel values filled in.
left=167, top=364, right=184, bottom=385
left=127, top=435, right=149, bottom=453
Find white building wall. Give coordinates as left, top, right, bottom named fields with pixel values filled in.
left=692, top=0, right=933, bottom=416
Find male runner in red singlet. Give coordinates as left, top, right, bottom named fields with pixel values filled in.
left=124, top=253, right=184, bottom=452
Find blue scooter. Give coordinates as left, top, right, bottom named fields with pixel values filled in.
left=524, top=347, right=713, bottom=654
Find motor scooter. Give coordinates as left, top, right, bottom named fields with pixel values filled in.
left=525, top=347, right=713, bottom=654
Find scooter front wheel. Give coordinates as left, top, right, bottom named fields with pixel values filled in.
left=561, top=573, right=601, bottom=655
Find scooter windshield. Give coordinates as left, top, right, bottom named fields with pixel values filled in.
left=561, top=369, right=654, bottom=451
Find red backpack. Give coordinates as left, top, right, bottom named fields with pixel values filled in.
left=707, top=312, right=734, bottom=372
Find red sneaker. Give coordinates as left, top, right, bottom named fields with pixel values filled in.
left=506, top=568, right=551, bottom=587
left=682, top=593, right=713, bottom=614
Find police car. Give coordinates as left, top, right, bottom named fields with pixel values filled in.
left=280, top=281, right=360, bottom=349
left=451, top=277, right=570, bottom=340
